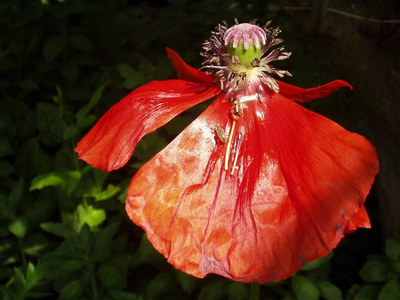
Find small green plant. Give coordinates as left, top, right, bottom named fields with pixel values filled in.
left=348, top=239, right=400, bottom=300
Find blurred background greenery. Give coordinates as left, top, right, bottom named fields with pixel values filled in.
left=1, top=0, right=399, bottom=299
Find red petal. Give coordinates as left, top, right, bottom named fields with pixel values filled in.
left=166, top=48, right=215, bottom=84
left=345, top=205, right=371, bottom=233
left=75, top=80, right=219, bottom=172
left=125, top=92, right=378, bottom=283
left=277, top=79, right=353, bottom=103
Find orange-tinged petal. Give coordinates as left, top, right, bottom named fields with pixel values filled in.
left=166, top=48, right=215, bottom=84
left=345, top=205, right=371, bottom=233
left=125, top=92, right=378, bottom=283
left=75, top=80, right=219, bottom=172
left=277, top=79, right=353, bottom=103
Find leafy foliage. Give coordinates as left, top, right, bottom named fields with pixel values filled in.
left=0, top=0, right=388, bottom=299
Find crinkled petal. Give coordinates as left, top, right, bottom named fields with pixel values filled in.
left=277, top=79, right=352, bottom=103
left=125, top=93, right=378, bottom=283
left=75, top=80, right=219, bottom=172
left=166, top=48, right=215, bottom=83
left=345, top=205, right=371, bottom=233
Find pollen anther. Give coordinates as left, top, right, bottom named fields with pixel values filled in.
left=224, top=120, right=236, bottom=171
left=231, top=126, right=245, bottom=175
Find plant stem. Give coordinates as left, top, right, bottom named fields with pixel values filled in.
left=250, top=282, right=260, bottom=300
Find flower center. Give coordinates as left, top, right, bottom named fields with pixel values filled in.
left=201, top=20, right=291, bottom=95
left=224, top=23, right=265, bottom=68
left=201, top=20, right=292, bottom=175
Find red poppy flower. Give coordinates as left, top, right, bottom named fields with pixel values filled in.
left=75, top=21, right=379, bottom=283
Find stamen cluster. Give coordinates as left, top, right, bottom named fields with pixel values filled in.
left=201, top=20, right=292, bottom=95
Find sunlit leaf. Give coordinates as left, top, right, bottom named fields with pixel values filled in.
left=29, top=171, right=81, bottom=196
left=8, top=217, right=28, bottom=239
left=74, top=203, right=106, bottom=231
left=95, top=184, right=121, bottom=201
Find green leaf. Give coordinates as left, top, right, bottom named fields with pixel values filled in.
left=0, top=160, right=15, bottom=177
left=74, top=203, right=106, bottom=231
left=14, top=266, right=26, bottom=289
left=354, top=284, right=381, bottom=300
left=59, top=63, right=80, bottom=82
left=301, top=252, right=333, bottom=271
left=146, top=272, right=177, bottom=299
left=92, top=222, right=119, bottom=261
left=118, top=63, right=145, bottom=89
left=25, top=262, right=46, bottom=291
left=23, top=233, right=48, bottom=256
left=35, top=103, right=65, bottom=145
left=43, top=36, right=66, bottom=61
left=317, top=281, right=343, bottom=300
left=98, top=262, right=125, bottom=289
left=359, top=257, right=392, bottom=283
left=198, top=280, right=227, bottom=300
left=227, top=281, right=248, bottom=300
left=0, top=137, right=12, bottom=157
left=109, top=290, right=143, bottom=300
left=59, top=259, right=84, bottom=273
left=292, top=275, right=320, bottom=300
left=30, top=171, right=81, bottom=195
left=8, top=179, right=24, bottom=215
left=175, top=270, right=196, bottom=295
left=76, top=85, right=106, bottom=129
left=40, top=222, right=74, bottom=238
left=95, top=184, right=121, bottom=201
left=19, top=78, right=39, bottom=90
left=378, top=279, right=400, bottom=300
left=68, top=34, right=93, bottom=53
left=385, top=239, right=400, bottom=263
left=63, top=125, right=79, bottom=140
left=131, top=234, right=164, bottom=267
left=52, top=85, right=63, bottom=104
left=8, top=217, right=28, bottom=238
left=59, top=279, right=84, bottom=299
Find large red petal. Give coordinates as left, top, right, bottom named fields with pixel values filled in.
left=277, top=79, right=352, bottom=103
left=125, top=92, right=378, bottom=283
left=166, top=48, right=215, bottom=84
left=75, top=80, right=219, bottom=172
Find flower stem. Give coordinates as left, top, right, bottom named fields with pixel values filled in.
left=250, top=282, right=260, bottom=300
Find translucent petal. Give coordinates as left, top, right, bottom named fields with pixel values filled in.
left=75, top=80, right=219, bottom=172
left=125, top=93, right=378, bottom=283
